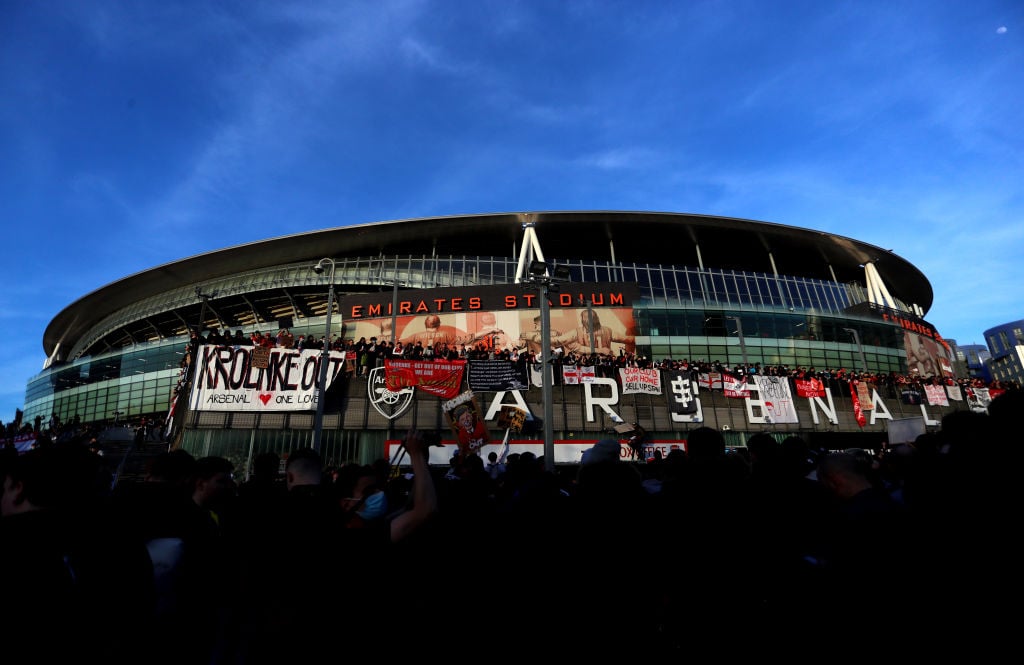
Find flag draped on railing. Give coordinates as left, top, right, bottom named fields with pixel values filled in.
left=850, top=380, right=867, bottom=427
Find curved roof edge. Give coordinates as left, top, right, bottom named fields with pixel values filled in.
left=44, top=211, right=932, bottom=357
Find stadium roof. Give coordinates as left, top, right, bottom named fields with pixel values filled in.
left=44, top=211, right=932, bottom=359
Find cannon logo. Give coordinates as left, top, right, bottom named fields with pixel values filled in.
left=368, top=366, right=414, bottom=420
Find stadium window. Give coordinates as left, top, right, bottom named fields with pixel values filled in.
left=709, top=272, right=727, bottom=304
left=688, top=344, right=710, bottom=360
left=650, top=345, right=671, bottom=359
left=677, top=269, right=697, bottom=304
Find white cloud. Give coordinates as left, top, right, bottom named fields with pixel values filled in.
left=996, top=26, right=1007, bottom=34
left=575, top=147, right=662, bottom=170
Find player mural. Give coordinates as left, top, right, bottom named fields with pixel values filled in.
left=903, top=331, right=954, bottom=379
left=347, top=307, right=636, bottom=359
left=342, top=283, right=639, bottom=358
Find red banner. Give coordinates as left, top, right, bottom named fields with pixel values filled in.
left=794, top=378, right=826, bottom=398
left=850, top=380, right=867, bottom=428
left=385, top=359, right=466, bottom=399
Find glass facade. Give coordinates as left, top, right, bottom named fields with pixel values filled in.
left=25, top=253, right=914, bottom=429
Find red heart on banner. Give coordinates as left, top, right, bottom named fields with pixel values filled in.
left=259, top=394, right=272, bottom=405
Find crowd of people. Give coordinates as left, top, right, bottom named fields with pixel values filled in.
left=3, top=387, right=1021, bottom=660
left=182, top=323, right=1021, bottom=399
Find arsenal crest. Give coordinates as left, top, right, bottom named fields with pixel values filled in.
left=368, top=366, right=414, bottom=420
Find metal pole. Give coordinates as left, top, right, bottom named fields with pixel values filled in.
left=540, top=282, right=555, bottom=472
left=313, top=259, right=336, bottom=453
left=727, top=315, right=748, bottom=369
left=585, top=295, right=596, bottom=355
left=196, top=290, right=210, bottom=336
left=844, top=328, right=867, bottom=374
left=391, top=277, right=399, bottom=346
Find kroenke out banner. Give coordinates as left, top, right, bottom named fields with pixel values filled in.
left=188, top=345, right=346, bottom=412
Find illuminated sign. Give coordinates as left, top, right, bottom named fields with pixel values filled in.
left=342, top=282, right=638, bottom=320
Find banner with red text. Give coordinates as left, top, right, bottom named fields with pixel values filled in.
left=924, top=384, right=949, bottom=407
left=189, top=344, right=346, bottom=412
left=385, top=359, right=466, bottom=399
left=619, top=367, right=663, bottom=395
left=751, top=375, right=799, bottom=423
left=722, top=372, right=750, bottom=398
left=794, top=378, right=826, bottom=398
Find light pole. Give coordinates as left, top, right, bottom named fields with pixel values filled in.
left=844, top=327, right=867, bottom=374
left=312, top=258, right=336, bottom=453
left=725, top=315, right=748, bottom=370
left=377, top=276, right=401, bottom=344
left=524, top=260, right=570, bottom=472
left=391, top=277, right=399, bottom=346
left=195, top=287, right=212, bottom=336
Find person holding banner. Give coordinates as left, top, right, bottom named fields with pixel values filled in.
left=449, top=402, right=489, bottom=458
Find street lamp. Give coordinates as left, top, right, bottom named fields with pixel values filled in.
left=523, top=259, right=570, bottom=472
left=312, top=258, right=336, bottom=453
left=391, top=278, right=399, bottom=345
left=843, top=327, right=867, bottom=374
left=384, top=276, right=400, bottom=345
left=725, top=315, right=748, bottom=370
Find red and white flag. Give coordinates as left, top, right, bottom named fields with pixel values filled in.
left=698, top=372, right=723, bottom=390
left=722, top=372, right=750, bottom=398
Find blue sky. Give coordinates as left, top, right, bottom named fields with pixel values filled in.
left=1, top=0, right=1021, bottom=423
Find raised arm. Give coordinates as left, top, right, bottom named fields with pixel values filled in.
left=389, top=429, right=438, bottom=544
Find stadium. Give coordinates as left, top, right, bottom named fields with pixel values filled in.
left=25, top=211, right=964, bottom=468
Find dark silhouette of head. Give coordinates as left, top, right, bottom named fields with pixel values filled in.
left=686, top=426, right=726, bottom=462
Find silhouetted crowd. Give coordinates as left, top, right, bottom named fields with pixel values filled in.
left=3, top=388, right=1022, bottom=661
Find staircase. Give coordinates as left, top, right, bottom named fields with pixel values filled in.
left=98, top=427, right=170, bottom=487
